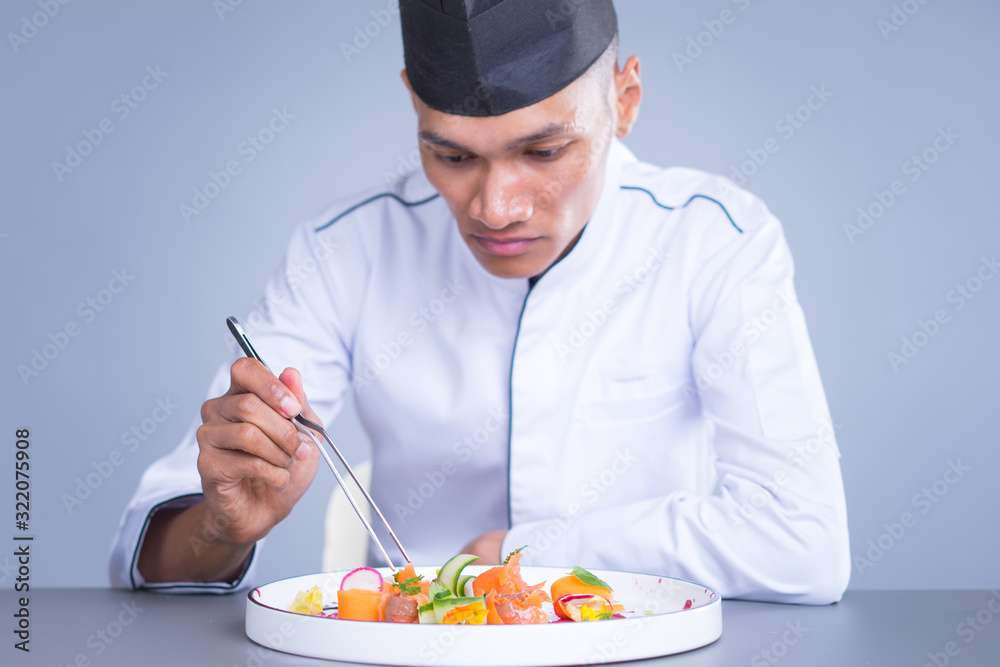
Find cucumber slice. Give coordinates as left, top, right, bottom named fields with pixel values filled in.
left=429, top=579, right=450, bottom=600
left=438, top=553, right=479, bottom=597
left=458, top=574, right=475, bottom=597
left=418, top=602, right=437, bottom=624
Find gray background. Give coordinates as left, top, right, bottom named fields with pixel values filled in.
left=1, top=0, right=996, bottom=591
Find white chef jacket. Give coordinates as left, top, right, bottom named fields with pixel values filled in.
left=109, top=139, right=850, bottom=604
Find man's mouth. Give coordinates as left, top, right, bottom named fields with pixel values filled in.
left=471, top=234, right=540, bottom=257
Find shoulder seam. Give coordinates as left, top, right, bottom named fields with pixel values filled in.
left=620, top=185, right=743, bottom=234
left=314, top=192, right=440, bottom=233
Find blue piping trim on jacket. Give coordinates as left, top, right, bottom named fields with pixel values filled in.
left=620, top=185, right=743, bottom=234
left=129, top=493, right=256, bottom=592
left=505, top=289, right=533, bottom=530
left=314, top=193, right=441, bottom=233
left=504, top=230, right=578, bottom=529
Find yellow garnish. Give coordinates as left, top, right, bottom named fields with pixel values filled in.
left=441, top=602, right=488, bottom=625
left=287, top=585, right=324, bottom=616
left=562, top=595, right=613, bottom=622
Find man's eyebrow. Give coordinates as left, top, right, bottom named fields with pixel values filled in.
left=418, top=122, right=574, bottom=154
left=418, top=130, right=468, bottom=152
left=506, top=122, right=573, bottom=150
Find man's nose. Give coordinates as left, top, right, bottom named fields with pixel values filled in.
left=469, top=164, right=533, bottom=229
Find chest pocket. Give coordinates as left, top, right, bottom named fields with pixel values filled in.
left=576, top=371, right=691, bottom=426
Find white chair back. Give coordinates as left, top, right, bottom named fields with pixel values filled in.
left=321, top=460, right=373, bottom=572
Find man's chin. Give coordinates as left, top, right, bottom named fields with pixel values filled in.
left=472, top=251, right=550, bottom=281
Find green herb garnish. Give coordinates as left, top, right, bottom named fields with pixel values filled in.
left=504, top=546, right=528, bottom=564
left=571, top=566, right=613, bottom=592
left=596, top=610, right=615, bottom=620
left=396, top=575, right=424, bottom=595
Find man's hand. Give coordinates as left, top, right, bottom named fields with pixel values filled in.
left=195, top=359, right=321, bottom=546
left=460, top=530, right=508, bottom=565
left=138, top=359, right=321, bottom=583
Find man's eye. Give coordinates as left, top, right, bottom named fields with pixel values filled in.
left=436, top=153, right=467, bottom=165
left=529, top=147, right=565, bottom=160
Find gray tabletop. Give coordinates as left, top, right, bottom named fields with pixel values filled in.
left=4, top=588, right=999, bottom=665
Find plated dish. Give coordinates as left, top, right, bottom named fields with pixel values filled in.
left=287, top=552, right=629, bottom=625
left=247, top=558, right=721, bottom=666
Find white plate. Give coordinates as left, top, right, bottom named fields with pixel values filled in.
left=246, top=566, right=721, bottom=666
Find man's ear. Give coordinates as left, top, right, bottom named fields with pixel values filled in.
left=613, top=56, right=642, bottom=139
left=401, top=69, right=419, bottom=112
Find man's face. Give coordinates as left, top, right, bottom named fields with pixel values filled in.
left=410, top=74, right=615, bottom=280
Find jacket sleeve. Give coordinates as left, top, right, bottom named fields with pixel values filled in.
left=108, top=214, right=367, bottom=591
left=504, top=188, right=851, bottom=605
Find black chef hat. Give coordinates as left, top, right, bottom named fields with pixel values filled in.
left=401, top=0, right=618, bottom=117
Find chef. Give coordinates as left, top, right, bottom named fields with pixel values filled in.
left=110, top=0, right=850, bottom=604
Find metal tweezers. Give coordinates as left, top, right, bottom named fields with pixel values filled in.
left=226, top=316, right=411, bottom=572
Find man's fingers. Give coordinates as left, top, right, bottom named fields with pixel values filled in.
left=279, top=367, right=324, bottom=430
left=212, top=391, right=303, bottom=458
left=201, top=360, right=314, bottom=462
left=197, top=445, right=292, bottom=491
left=228, top=357, right=302, bottom=419
left=198, top=421, right=301, bottom=469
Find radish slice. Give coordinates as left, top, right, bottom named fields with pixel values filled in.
left=340, top=567, right=384, bottom=591
left=555, top=594, right=613, bottom=622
